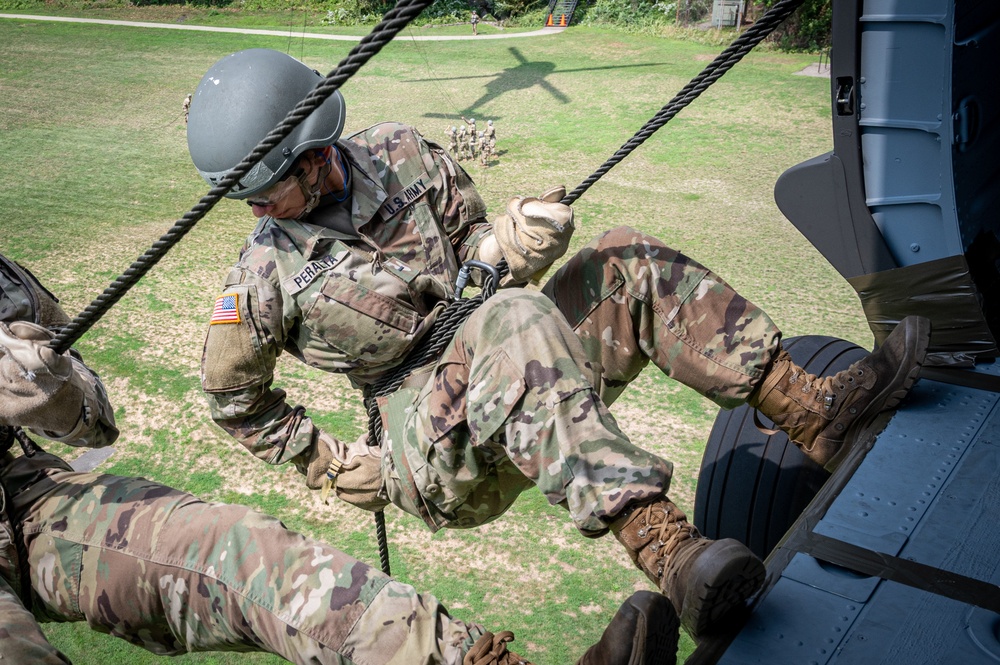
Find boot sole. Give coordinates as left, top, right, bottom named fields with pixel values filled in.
left=826, top=315, right=932, bottom=469
left=628, top=591, right=681, bottom=665
left=680, top=538, right=765, bottom=638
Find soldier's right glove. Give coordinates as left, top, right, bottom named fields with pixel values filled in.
left=304, top=431, right=390, bottom=512
left=479, top=185, right=574, bottom=285
left=0, top=321, right=86, bottom=437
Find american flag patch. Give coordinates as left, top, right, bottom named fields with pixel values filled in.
left=210, top=293, right=241, bottom=325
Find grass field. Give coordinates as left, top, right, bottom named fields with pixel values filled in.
left=0, top=8, right=869, bottom=664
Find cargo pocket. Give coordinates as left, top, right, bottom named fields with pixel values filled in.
left=305, top=269, right=421, bottom=368
left=428, top=348, right=529, bottom=521
left=465, top=348, right=526, bottom=446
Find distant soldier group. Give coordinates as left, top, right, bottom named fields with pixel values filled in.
left=445, top=117, right=497, bottom=167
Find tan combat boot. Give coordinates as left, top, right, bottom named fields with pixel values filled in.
left=612, top=498, right=765, bottom=639
left=749, top=315, right=931, bottom=471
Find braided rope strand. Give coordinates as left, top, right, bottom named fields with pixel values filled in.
left=563, top=0, right=807, bottom=205
left=51, top=0, right=436, bottom=355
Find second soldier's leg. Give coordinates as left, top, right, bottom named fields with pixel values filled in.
left=0, top=575, right=68, bottom=664
left=16, top=460, right=482, bottom=665
left=542, top=225, right=781, bottom=408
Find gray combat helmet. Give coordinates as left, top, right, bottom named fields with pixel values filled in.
left=187, top=48, right=346, bottom=199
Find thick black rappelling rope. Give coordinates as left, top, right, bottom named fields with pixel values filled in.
left=33, top=0, right=805, bottom=580
left=563, top=0, right=806, bottom=205
left=50, top=0, right=437, bottom=356
left=37, top=0, right=438, bottom=581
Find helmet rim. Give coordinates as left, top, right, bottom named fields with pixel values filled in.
left=187, top=49, right=346, bottom=199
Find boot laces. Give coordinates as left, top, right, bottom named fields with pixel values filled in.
left=635, top=503, right=698, bottom=572
left=465, top=631, right=531, bottom=665
left=790, top=366, right=864, bottom=412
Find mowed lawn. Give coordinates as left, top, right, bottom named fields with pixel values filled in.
left=0, top=10, right=866, bottom=664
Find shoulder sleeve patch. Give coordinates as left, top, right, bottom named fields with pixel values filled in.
left=210, top=292, right=242, bottom=325
left=202, top=285, right=270, bottom=392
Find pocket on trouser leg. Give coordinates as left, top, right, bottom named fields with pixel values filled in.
left=659, top=272, right=778, bottom=407
left=386, top=349, right=529, bottom=531
left=24, top=533, right=84, bottom=622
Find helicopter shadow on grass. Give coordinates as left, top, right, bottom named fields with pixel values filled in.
left=412, top=46, right=668, bottom=121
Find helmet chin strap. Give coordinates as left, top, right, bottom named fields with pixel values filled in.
left=293, top=146, right=336, bottom=219
left=293, top=164, right=331, bottom=219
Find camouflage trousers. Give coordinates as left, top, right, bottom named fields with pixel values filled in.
left=382, top=226, right=780, bottom=535
left=0, top=452, right=482, bottom=664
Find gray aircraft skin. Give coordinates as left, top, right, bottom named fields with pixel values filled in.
left=690, top=1, right=1000, bottom=663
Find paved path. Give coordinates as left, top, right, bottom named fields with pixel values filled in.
left=0, top=13, right=564, bottom=41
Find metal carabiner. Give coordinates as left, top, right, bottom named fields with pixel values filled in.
left=453, top=260, right=501, bottom=300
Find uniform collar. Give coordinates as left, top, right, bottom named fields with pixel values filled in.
left=336, top=138, right=386, bottom=231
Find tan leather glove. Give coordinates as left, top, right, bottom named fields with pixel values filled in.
left=0, top=321, right=86, bottom=436
left=480, top=185, right=574, bottom=284
left=304, top=431, right=390, bottom=512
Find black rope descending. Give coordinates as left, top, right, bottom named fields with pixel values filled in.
left=50, top=0, right=437, bottom=356
left=562, top=0, right=807, bottom=206
left=361, top=264, right=505, bottom=575
left=37, top=0, right=436, bottom=580
left=37, top=0, right=803, bottom=580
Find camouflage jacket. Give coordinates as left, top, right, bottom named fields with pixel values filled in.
left=1, top=256, right=118, bottom=659
left=202, top=123, right=491, bottom=465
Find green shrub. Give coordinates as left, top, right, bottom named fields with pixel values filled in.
left=751, top=0, right=830, bottom=50
left=0, top=0, right=830, bottom=50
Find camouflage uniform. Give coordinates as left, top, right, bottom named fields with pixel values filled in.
left=478, top=132, right=490, bottom=166
left=456, top=125, right=468, bottom=161
left=465, top=129, right=477, bottom=160
left=0, top=257, right=485, bottom=664
left=202, top=122, right=781, bottom=536
left=445, top=126, right=459, bottom=159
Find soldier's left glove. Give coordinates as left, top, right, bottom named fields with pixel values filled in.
left=0, top=321, right=86, bottom=437
left=479, top=185, right=574, bottom=285
left=304, top=431, right=390, bottom=512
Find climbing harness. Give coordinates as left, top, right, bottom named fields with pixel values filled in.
left=36, top=0, right=805, bottom=578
